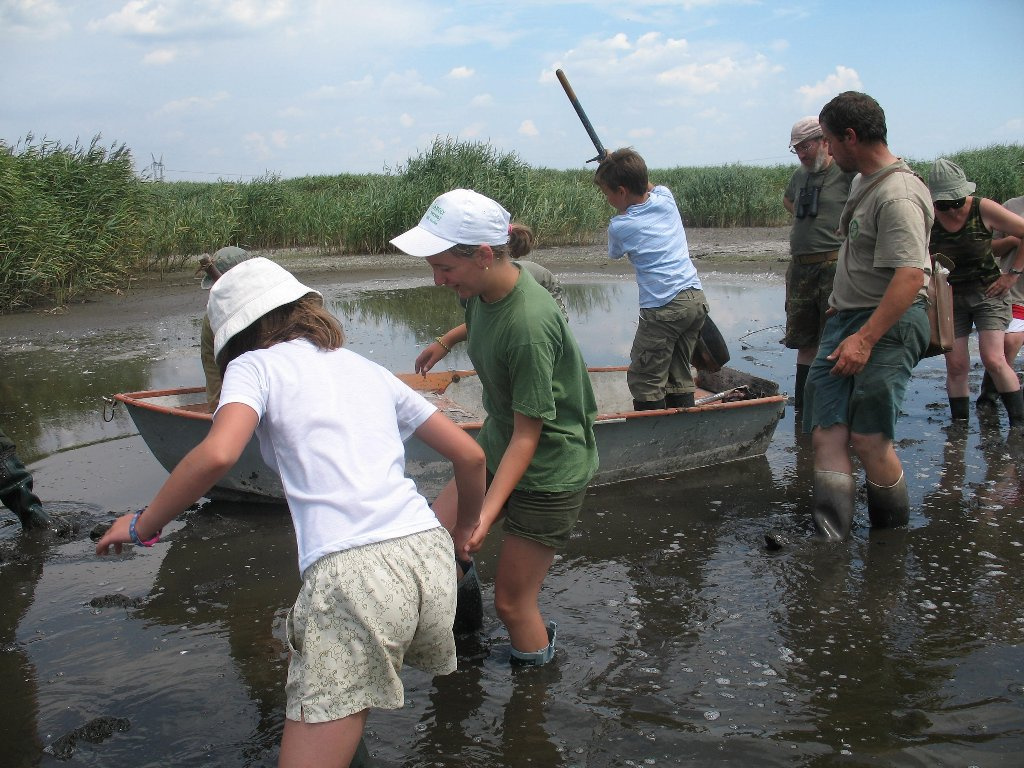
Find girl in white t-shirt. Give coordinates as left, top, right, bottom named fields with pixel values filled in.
left=96, top=258, right=485, bottom=768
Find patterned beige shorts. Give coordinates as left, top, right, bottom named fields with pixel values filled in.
left=284, top=526, right=457, bottom=723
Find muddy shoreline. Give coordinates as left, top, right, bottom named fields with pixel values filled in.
left=0, top=227, right=789, bottom=338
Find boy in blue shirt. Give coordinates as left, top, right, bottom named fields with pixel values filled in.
left=595, top=148, right=709, bottom=409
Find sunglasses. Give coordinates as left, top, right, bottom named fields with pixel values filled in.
left=935, top=198, right=966, bottom=212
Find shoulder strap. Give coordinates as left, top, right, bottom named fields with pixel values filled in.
left=839, top=165, right=925, bottom=236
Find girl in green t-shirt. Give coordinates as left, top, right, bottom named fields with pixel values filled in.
left=392, top=189, right=599, bottom=666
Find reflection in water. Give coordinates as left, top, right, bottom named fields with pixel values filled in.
left=3, top=267, right=1024, bottom=765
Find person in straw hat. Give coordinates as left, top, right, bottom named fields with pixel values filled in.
left=928, top=158, right=1024, bottom=428
left=96, top=257, right=486, bottom=767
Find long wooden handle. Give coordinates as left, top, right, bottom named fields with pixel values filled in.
left=556, top=69, right=607, bottom=163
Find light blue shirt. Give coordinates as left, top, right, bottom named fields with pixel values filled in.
left=607, top=185, right=701, bottom=308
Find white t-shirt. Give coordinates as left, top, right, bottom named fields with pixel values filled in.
left=217, top=340, right=441, bottom=575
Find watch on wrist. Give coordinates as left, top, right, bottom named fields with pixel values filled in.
left=1009, top=267, right=1024, bottom=276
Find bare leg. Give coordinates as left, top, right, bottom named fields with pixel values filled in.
left=811, top=424, right=854, bottom=474
left=279, top=710, right=369, bottom=768
left=979, top=329, right=1021, bottom=392
left=850, top=431, right=904, bottom=487
left=494, top=534, right=556, bottom=653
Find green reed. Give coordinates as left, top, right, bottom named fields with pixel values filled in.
left=2, top=135, right=1022, bottom=310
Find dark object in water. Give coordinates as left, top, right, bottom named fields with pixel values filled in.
left=47, top=716, right=131, bottom=760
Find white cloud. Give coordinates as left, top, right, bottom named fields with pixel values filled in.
left=400, top=113, right=415, bottom=128
left=797, top=66, right=862, bottom=108
left=143, top=48, right=177, bottom=65
left=154, top=92, right=229, bottom=116
left=519, top=120, right=539, bottom=137
left=0, top=0, right=70, bottom=38
left=87, top=0, right=293, bottom=37
left=461, top=121, right=486, bottom=139
left=448, top=66, right=474, bottom=79
left=471, top=93, right=493, bottom=107
left=381, top=70, right=442, bottom=99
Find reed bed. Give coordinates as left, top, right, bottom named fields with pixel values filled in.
left=2, top=135, right=1022, bottom=310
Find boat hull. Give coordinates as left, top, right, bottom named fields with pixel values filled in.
left=114, top=366, right=785, bottom=504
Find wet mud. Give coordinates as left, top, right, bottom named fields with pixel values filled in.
left=2, top=231, right=1023, bottom=766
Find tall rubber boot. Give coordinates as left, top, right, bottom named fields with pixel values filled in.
left=865, top=471, right=909, bottom=529
left=0, top=447, right=55, bottom=530
left=948, top=397, right=969, bottom=421
left=453, top=559, right=484, bottom=634
left=510, top=621, right=557, bottom=667
left=794, top=364, right=810, bottom=409
left=665, top=392, right=695, bottom=409
left=976, top=371, right=999, bottom=408
left=812, top=470, right=856, bottom=541
left=633, top=398, right=666, bottom=411
left=1001, top=389, right=1024, bottom=430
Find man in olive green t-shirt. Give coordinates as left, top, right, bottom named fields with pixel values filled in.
left=800, top=92, right=932, bottom=542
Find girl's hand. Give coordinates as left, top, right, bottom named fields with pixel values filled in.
left=464, top=519, right=493, bottom=554
left=95, top=513, right=134, bottom=556
left=414, top=342, right=447, bottom=375
left=452, top=521, right=482, bottom=560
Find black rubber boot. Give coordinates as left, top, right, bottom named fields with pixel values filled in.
left=633, top=398, right=667, bottom=411
left=1000, top=389, right=1024, bottom=429
left=0, top=447, right=56, bottom=530
left=794, top=364, right=810, bottom=409
left=976, top=372, right=999, bottom=408
left=453, top=559, right=484, bottom=634
left=812, top=470, right=856, bottom=541
left=665, top=392, right=695, bottom=409
left=865, top=471, right=910, bottom=529
left=948, top=397, right=970, bottom=421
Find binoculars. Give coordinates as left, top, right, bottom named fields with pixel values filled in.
left=795, top=185, right=821, bottom=219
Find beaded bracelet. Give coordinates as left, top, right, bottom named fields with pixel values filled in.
left=129, top=509, right=163, bottom=547
left=434, top=336, right=451, bottom=353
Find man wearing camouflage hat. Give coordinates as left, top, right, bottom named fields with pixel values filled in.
left=782, top=116, right=856, bottom=409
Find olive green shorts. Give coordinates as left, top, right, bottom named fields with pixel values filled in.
left=500, top=485, right=588, bottom=550
left=284, top=527, right=457, bottom=723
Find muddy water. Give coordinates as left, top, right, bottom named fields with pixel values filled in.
left=2, top=262, right=1023, bottom=767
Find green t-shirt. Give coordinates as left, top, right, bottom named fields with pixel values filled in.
left=785, top=162, right=856, bottom=256
left=465, top=269, right=598, bottom=492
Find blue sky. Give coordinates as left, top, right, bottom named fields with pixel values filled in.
left=3, top=0, right=1022, bottom=181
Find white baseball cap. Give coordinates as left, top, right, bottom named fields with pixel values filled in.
left=390, top=188, right=511, bottom=257
left=208, top=257, right=322, bottom=360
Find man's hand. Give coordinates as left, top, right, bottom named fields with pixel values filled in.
left=827, top=332, right=873, bottom=377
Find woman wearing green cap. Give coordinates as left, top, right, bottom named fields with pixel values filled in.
left=928, top=158, right=1024, bottom=428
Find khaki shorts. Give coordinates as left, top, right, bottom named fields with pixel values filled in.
left=284, top=526, right=456, bottom=723
left=951, top=282, right=1011, bottom=337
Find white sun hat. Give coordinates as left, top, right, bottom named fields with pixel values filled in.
left=207, top=257, right=322, bottom=359
left=389, top=188, right=511, bottom=257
